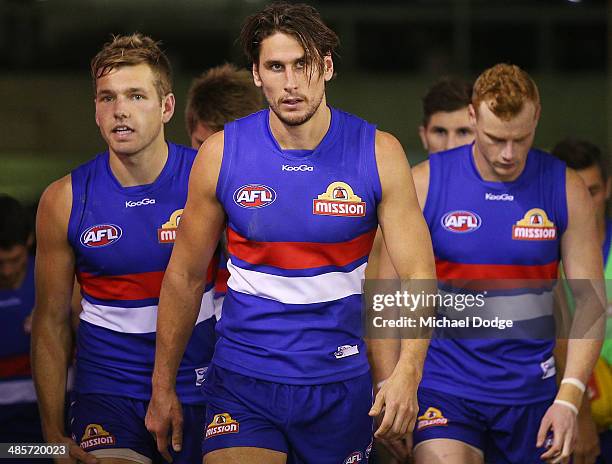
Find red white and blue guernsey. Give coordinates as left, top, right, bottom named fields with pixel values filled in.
left=68, top=142, right=217, bottom=404
left=421, top=143, right=568, bottom=404
left=214, top=107, right=381, bottom=384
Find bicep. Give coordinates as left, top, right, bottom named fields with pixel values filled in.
left=375, top=132, right=435, bottom=279
left=167, top=135, right=226, bottom=279
left=561, top=169, right=602, bottom=280
left=34, top=179, right=75, bottom=324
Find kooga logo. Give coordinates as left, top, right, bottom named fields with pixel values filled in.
left=125, top=198, right=156, bottom=208
left=282, top=165, right=314, bottom=172
left=485, top=193, right=514, bottom=201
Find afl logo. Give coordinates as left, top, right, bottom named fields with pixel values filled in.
left=233, top=184, right=276, bottom=209
left=441, top=211, right=481, bottom=233
left=80, top=224, right=123, bottom=248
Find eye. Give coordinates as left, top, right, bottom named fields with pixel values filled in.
left=433, top=128, right=447, bottom=135
left=295, top=60, right=306, bottom=70
left=132, top=94, right=144, bottom=100
left=100, top=95, right=113, bottom=102
left=270, top=63, right=283, bottom=72
left=458, top=128, right=473, bottom=136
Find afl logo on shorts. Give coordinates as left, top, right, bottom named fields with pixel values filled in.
left=343, top=451, right=363, bottom=464
left=233, top=184, right=277, bottom=209
left=80, top=224, right=122, bottom=248
left=441, top=211, right=481, bottom=233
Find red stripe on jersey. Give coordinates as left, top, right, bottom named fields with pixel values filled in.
left=215, top=268, right=230, bottom=294
left=78, top=255, right=219, bottom=301
left=436, top=259, right=559, bottom=292
left=436, top=259, right=559, bottom=280
left=78, top=270, right=165, bottom=300
left=227, top=227, right=376, bottom=270
left=0, top=353, right=31, bottom=378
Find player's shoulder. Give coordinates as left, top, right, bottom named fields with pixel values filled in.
left=37, top=174, right=72, bottom=228
left=374, top=130, right=405, bottom=160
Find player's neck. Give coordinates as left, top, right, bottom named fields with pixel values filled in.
left=472, top=144, right=524, bottom=183
left=269, top=99, right=331, bottom=150
left=108, top=134, right=169, bottom=187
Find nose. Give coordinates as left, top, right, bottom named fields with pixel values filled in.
left=284, top=68, right=298, bottom=92
left=501, top=141, right=514, bottom=161
left=113, top=96, right=129, bottom=119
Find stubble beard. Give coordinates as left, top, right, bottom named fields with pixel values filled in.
left=268, top=91, right=325, bottom=127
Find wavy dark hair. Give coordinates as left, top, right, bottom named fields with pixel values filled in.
left=239, top=2, right=339, bottom=77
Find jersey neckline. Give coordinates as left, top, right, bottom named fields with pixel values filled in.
left=465, top=142, right=533, bottom=191
left=103, top=141, right=178, bottom=195
left=262, top=106, right=342, bottom=162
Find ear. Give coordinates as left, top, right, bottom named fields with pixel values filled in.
left=94, top=98, right=100, bottom=127
left=323, top=55, right=334, bottom=82
left=468, top=104, right=477, bottom=127
left=252, top=63, right=262, bottom=88
left=161, top=93, right=175, bottom=124
left=418, top=125, right=429, bottom=151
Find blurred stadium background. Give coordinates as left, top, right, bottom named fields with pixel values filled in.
left=0, top=0, right=609, bottom=203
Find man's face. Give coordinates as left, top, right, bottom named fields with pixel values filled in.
left=95, top=63, right=175, bottom=157
left=0, top=244, right=28, bottom=289
left=470, top=100, right=540, bottom=182
left=253, top=32, right=333, bottom=127
left=575, top=164, right=611, bottom=233
left=190, top=121, right=216, bottom=149
left=419, top=107, right=474, bottom=154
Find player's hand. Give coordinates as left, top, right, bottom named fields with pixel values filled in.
left=369, top=363, right=419, bottom=442
left=537, top=402, right=578, bottom=463
left=145, top=387, right=183, bottom=463
left=48, top=432, right=98, bottom=464
left=572, top=405, right=600, bottom=464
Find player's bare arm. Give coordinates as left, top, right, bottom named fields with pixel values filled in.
left=146, top=131, right=226, bottom=461
left=368, top=130, right=436, bottom=442
left=31, top=176, right=97, bottom=464
left=538, top=168, right=605, bottom=463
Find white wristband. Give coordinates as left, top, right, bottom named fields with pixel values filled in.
left=561, top=377, right=586, bottom=393
left=554, top=399, right=579, bottom=415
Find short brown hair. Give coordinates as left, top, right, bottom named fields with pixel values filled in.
left=239, top=2, right=339, bottom=77
left=185, top=63, right=264, bottom=135
left=472, top=63, right=539, bottom=120
left=422, top=77, right=473, bottom=126
left=90, top=33, right=172, bottom=100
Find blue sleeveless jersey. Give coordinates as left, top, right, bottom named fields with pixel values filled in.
left=0, top=256, right=37, bottom=404
left=421, top=144, right=568, bottom=404
left=68, top=142, right=216, bottom=404
left=214, top=108, right=381, bottom=384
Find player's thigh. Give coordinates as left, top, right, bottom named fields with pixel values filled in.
left=204, top=446, right=286, bottom=464
left=414, top=438, right=484, bottom=464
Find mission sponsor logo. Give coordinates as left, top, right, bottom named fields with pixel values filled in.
left=158, top=209, right=183, bottom=244
left=512, top=208, right=557, bottom=241
left=80, top=224, right=122, bottom=248
left=80, top=424, right=116, bottom=450
left=441, top=211, right=481, bottom=233
left=205, top=413, right=240, bottom=439
left=233, top=184, right=277, bottom=209
left=416, top=407, right=449, bottom=430
left=343, top=451, right=363, bottom=464
left=313, top=182, right=366, bottom=217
